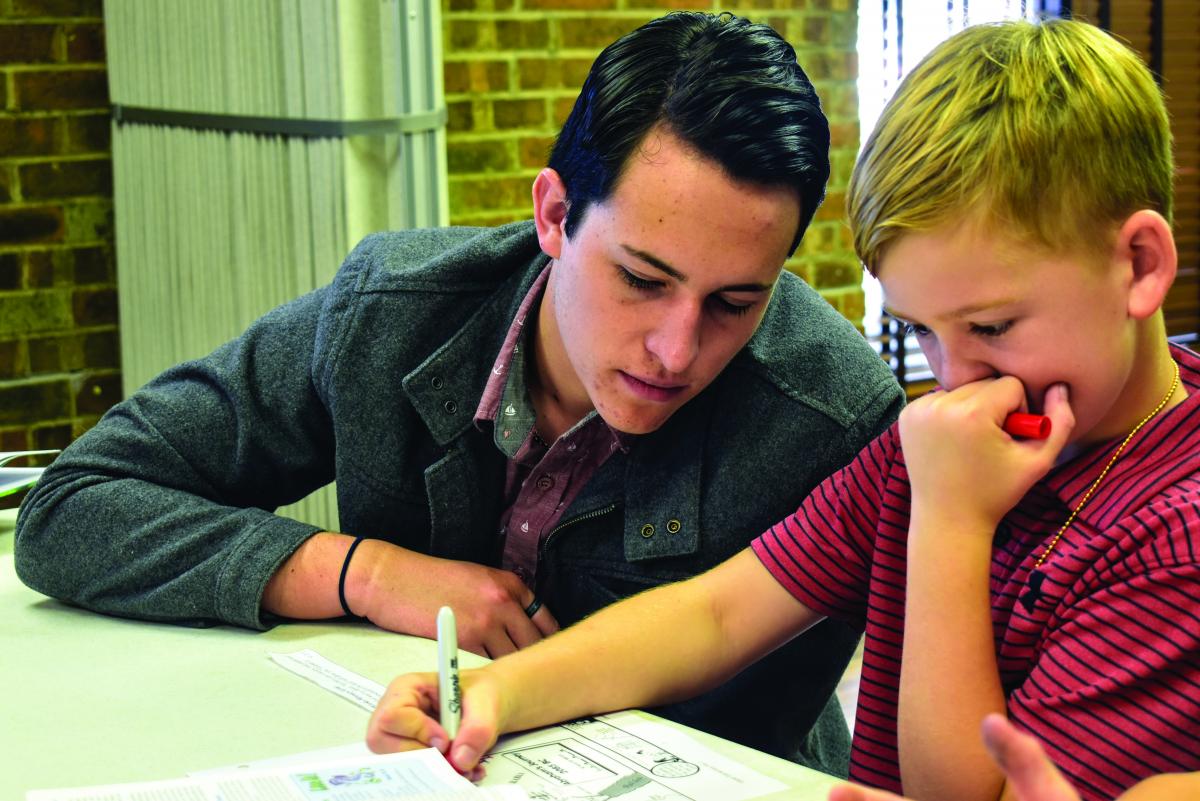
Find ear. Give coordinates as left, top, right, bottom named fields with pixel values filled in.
left=532, top=168, right=569, bottom=260
left=1114, top=209, right=1177, bottom=320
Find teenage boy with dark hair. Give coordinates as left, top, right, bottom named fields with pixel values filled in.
left=14, top=12, right=902, bottom=776
left=366, top=18, right=1200, bottom=801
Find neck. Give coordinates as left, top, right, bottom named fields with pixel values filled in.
left=528, top=265, right=594, bottom=440
left=1084, top=318, right=1182, bottom=447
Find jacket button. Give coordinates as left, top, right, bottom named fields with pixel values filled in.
left=443, top=400, right=458, bottom=414
left=431, top=376, right=445, bottom=390
left=536, top=475, right=554, bottom=490
left=666, top=519, right=681, bottom=534
left=640, top=523, right=655, bottom=538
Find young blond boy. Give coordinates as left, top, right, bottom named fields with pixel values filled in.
left=365, top=19, right=1200, bottom=801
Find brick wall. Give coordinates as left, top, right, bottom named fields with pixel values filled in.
left=0, top=0, right=116, bottom=472
left=442, top=0, right=865, bottom=322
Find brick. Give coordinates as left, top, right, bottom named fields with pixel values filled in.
left=829, top=121, right=859, bottom=149
left=20, top=157, right=111, bottom=199
left=63, top=22, right=104, bottom=62
left=0, top=116, right=55, bottom=156
left=447, top=140, right=512, bottom=174
left=813, top=190, right=846, bottom=223
left=14, top=68, right=108, bottom=111
left=447, top=101, right=475, bottom=132
left=72, top=285, right=116, bottom=326
left=552, top=95, right=579, bottom=127
left=0, top=252, right=18, bottom=289
left=448, top=19, right=493, bottom=50
left=817, top=82, right=857, bottom=120
left=0, top=339, right=21, bottom=379
left=83, top=329, right=117, bottom=368
left=63, top=198, right=111, bottom=242
left=810, top=257, right=859, bottom=289
left=8, top=0, right=103, bottom=16
left=449, top=210, right=528, bottom=228
left=0, top=206, right=64, bottom=244
left=0, top=289, right=71, bottom=336
left=516, top=57, right=593, bottom=90
left=0, top=428, right=31, bottom=452
left=518, top=135, right=555, bottom=168
left=830, top=12, right=856, bottom=45
left=449, top=175, right=535, bottom=214
left=31, top=422, right=71, bottom=450
left=75, top=370, right=118, bottom=414
left=493, top=98, right=545, bottom=129
left=526, top=0, right=617, bottom=10
left=559, top=17, right=646, bottom=49
left=496, top=20, right=548, bottom=50
left=801, top=15, right=832, bottom=46
left=723, top=0, right=778, bottom=11
left=63, top=111, right=109, bottom=153
left=624, top=0, right=700, bottom=9
left=0, top=166, right=13, bottom=203
left=444, top=59, right=509, bottom=94
left=0, top=379, right=71, bottom=425
left=25, top=247, right=73, bottom=286
left=72, top=244, right=109, bottom=283
left=0, top=23, right=56, bottom=62
left=27, top=333, right=66, bottom=373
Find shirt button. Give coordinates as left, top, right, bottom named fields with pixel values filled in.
left=567, top=442, right=577, bottom=452
left=443, top=400, right=458, bottom=414
left=640, top=523, right=655, bottom=538
left=430, top=376, right=445, bottom=390
left=536, top=475, right=554, bottom=490
left=666, top=519, right=682, bottom=534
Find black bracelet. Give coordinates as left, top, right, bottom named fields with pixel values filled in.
left=338, top=536, right=367, bottom=619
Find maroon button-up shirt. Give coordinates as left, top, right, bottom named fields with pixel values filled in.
left=474, top=265, right=632, bottom=587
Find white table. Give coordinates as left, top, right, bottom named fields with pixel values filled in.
left=0, top=508, right=842, bottom=799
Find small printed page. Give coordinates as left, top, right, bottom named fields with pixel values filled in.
left=477, top=711, right=789, bottom=801
left=28, top=748, right=529, bottom=801
left=268, top=649, right=386, bottom=712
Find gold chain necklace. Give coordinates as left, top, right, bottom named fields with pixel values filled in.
left=1019, top=360, right=1180, bottom=613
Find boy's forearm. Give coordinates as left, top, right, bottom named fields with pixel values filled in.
left=484, top=549, right=818, bottom=735
left=899, top=511, right=1007, bottom=801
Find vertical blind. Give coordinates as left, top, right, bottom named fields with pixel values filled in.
left=106, top=0, right=448, bottom=530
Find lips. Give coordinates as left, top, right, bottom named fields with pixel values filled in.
left=619, top=371, right=688, bottom=402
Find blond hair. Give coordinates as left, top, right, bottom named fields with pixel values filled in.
left=848, top=19, right=1173, bottom=274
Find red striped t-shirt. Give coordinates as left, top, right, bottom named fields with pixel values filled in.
left=753, top=344, right=1200, bottom=799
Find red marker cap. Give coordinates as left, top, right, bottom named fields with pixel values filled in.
left=1004, top=412, right=1051, bottom=439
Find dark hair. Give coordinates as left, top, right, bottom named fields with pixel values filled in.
left=548, top=11, right=830, bottom=255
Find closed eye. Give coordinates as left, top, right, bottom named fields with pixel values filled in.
left=617, top=265, right=662, bottom=291
left=970, top=320, right=1014, bottom=338
left=710, top=296, right=753, bottom=317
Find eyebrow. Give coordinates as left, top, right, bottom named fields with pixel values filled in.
left=621, top=244, right=773, bottom=293
left=884, top=298, right=1019, bottom=322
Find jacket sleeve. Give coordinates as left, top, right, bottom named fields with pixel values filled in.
left=13, top=287, right=337, bottom=630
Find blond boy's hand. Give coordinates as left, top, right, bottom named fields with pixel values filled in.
left=366, top=667, right=503, bottom=782
left=898, top=378, right=1074, bottom=530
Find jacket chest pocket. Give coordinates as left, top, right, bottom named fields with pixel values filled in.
left=424, top=446, right=504, bottom=562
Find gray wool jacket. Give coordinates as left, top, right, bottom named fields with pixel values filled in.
left=15, top=221, right=903, bottom=775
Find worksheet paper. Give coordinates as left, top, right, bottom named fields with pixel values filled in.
left=259, top=650, right=792, bottom=801
left=26, top=748, right=528, bottom=801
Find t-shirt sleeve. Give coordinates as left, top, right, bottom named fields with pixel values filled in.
left=752, top=424, right=902, bottom=629
left=1008, top=530, right=1200, bottom=801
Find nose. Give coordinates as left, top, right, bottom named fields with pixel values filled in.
left=645, top=299, right=702, bottom=376
left=930, top=344, right=997, bottom=391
